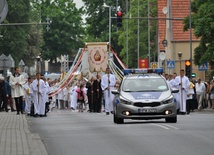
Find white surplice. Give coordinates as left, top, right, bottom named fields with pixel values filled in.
left=101, top=74, right=116, bottom=113
left=174, top=75, right=190, bottom=113
left=31, top=79, right=46, bottom=115
left=23, top=82, right=33, bottom=114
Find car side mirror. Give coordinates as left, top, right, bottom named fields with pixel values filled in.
left=111, top=89, right=119, bottom=95
left=171, top=88, right=179, bottom=93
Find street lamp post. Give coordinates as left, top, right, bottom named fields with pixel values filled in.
left=103, top=3, right=115, bottom=45
left=189, top=0, right=192, bottom=79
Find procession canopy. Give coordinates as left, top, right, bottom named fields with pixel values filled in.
left=49, top=42, right=127, bottom=97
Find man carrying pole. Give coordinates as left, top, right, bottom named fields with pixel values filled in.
left=31, top=73, right=46, bottom=117
left=175, top=69, right=190, bottom=115
left=101, top=67, right=116, bottom=115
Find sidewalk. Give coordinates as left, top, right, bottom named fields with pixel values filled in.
left=0, top=112, right=48, bottom=155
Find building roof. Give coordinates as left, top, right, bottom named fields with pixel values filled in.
left=171, top=0, right=199, bottom=41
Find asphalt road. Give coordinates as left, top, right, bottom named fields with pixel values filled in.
left=28, top=110, right=214, bottom=155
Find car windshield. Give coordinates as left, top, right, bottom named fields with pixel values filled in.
left=122, top=78, right=168, bottom=92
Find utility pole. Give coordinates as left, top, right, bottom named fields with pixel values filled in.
left=148, top=0, right=151, bottom=67
left=137, top=0, right=140, bottom=68
left=126, top=0, right=129, bottom=68
left=109, top=6, right=111, bottom=45
left=189, top=0, right=193, bottom=79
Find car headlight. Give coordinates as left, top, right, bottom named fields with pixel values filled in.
left=162, top=96, right=174, bottom=104
left=120, top=98, right=132, bottom=105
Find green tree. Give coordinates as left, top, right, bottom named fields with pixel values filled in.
left=183, top=0, right=214, bottom=67
left=0, top=0, right=32, bottom=66
left=82, top=0, right=109, bottom=41
left=36, top=0, right=84, bottom=62
left=81, top=0, right=120, bottom=51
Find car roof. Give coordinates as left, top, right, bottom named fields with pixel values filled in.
left=123, top=73, right=163, bottom=80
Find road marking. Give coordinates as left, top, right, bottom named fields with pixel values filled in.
left=163, top=124, right=179, bottom=130
left=151, top=124, right=170, bottom=129
left=151, top=123, right=179, bottom=130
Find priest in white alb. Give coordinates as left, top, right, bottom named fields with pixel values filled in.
left=31, top=73, right=46, bottom=116
left=101, top=67, right=116, bottom=115
left=174, top=69, right=190, bottom=114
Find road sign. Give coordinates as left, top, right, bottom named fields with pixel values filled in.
left=159, top=52, right=166, bottom=60
left=18, top=59, right=25, bottom=66
left=150, top=62, right=158, bottom=68
left=198, top=62, right=208, bottom=71
left=167, top=60, right=175, bottom=69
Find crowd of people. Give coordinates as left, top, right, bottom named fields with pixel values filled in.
left=0, top=67, right=50, bottom=117
left=49, top=67, right=117, bottom=115
left=164, top=69, right=214, bottom=115
left=1, top=66, right=213, bottom=117
left=0, top=67, right=118, bottom=116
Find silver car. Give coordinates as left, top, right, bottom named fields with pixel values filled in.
left=112, top=69, right=178, bottom=124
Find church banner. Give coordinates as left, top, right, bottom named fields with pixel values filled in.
left=88, top=43, right=108, bottom=72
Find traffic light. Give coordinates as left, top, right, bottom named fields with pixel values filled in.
left=117, top=11, right=123, bottom=27
left=191, top=73, right=196, bottom=78
left=185, top=60, right=191, bottom=78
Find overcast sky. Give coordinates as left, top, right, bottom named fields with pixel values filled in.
left=73, top=0, right=86, bottom=23
left=73, top=0, right=84, bottom=9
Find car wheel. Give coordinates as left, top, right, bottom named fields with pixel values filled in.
left=165, top=116, right=177, bottom=123
left=113, top=108, right=124, bottom=124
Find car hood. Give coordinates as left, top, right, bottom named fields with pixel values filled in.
left=120, top=91, right=171, bottom=102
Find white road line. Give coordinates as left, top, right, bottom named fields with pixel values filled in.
left=151, top=123, right=170, bottom=129
left=163, top=124, right=179, bottom=130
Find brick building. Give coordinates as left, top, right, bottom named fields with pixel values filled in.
left=158, top=0, right=206, bottom=79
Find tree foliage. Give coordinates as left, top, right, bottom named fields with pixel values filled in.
left=82, top=0, right=122, bottom=55
left=118, top=0, right=157, bottom=68
left=0, top=0, right=33, bottom=66
left=183, top=0, right=214, bottom=66
left=37, top=0, right=84, bottom=62
left=0, top=0, right=84, bottom=68
left=82, top=0, right=114, bottom=41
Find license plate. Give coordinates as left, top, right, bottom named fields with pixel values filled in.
left=139, top=109, right=157, bottom=113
